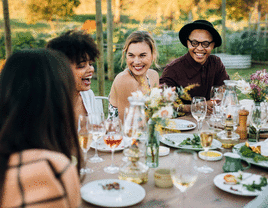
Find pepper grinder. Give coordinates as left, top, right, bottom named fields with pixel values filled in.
left=236, top=108, right=249, bottom=140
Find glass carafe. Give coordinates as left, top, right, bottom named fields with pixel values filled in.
left=217, top=80, right=240, bottom=148
left=123, top=96, right=147, bottom=154
left=118, top=143, right=149, bottom=184
left=221, top=80, right=239, bottom=108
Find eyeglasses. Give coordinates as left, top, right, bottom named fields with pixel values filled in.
left=187, top=39, right=213, bottom=48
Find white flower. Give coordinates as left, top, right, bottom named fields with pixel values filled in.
left=130, top=90, right=145, bottom=100
left=146, top=88, right=162, bottom=108
left=149, top=88, right=162, bottom=100
left=152, top=105, right=173, bottom=119
left=237, top=80, right=252, bottom=94
left=163, top=87, right=176, bottom=102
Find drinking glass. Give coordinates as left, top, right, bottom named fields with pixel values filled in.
left=171, top=150, right=198, bottom=207
left=191, top=96, right=207, bottom=131
left=122, top=108, right=130, bottom=162
left=250, top=105, right=266, bottom=143
left=89, top=113, right=106, bottom=163
left=210, top=86, right=223, bottom=106
left=197, top=130, right=214, bottom=173
left=103, top=118, right=123, bottom=174
left=78, top=115, right=94, bottom=174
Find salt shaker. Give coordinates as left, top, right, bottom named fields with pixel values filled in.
left=236, top=108, right=249, bottom=140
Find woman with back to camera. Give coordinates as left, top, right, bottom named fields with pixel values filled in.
left=109, top=31, right=159, bottom=121
left=0, top=49, right=82, bottom=207
left=46, top=30, right=100, bottom=121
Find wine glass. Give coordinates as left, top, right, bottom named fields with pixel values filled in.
left=197, top=130, right=214, bottom=173
left=78, top=115, right=94, bottom=175
left=171, top=150, right=198, bottom=207
left=89, top=113, right=106, bottom=163
left=250, top=105, right=266, bottom=143
left=191, top=96, right=207, bottom=131
left=103, top=118, right=123, bottom=174
left=210, top=86, right=223, bottom=107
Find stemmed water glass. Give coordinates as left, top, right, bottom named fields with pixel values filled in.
left=89, top=113, right=106, bottom=163
left=103, top=118, right=123, bottom=174
left=191, top=96, right=207, bottom=131
left=78, top=115, right=94, bottom=174
left=198, top=130, right=214, bottom=173
left=250, top=105, right=266, bottom=143
left=210, top=86, right=224, bottom=122
left=171, top=150, right=198, bottom=207
left=210, top=86, right=224, bottom=105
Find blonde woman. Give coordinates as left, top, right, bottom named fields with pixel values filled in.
left=109, top=31, right=159, bottom=121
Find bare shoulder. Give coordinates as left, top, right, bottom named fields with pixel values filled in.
left=147, top=69, right=159, bottom=88
left=113, top=70, right=137, bottom=88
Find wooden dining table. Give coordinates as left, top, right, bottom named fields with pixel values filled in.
left=79, top=115, right=268, bottom=208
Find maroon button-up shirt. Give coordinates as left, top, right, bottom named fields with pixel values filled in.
left=160, top=52, right=230, bottom=104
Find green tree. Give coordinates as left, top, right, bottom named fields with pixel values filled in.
left=2, top=0, right=12, bottom=58
left=96, top=0, right=105, bottom=96
left=26, top=0, right=80, bottom=29
left=107, top=0, right=114, bottom=81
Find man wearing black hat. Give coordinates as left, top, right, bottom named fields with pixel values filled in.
left=160, top=20, right=229, bottom=114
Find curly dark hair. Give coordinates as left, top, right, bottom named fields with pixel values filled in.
left=46, top=30, right=99, bottom=64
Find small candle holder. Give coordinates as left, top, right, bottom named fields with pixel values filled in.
left=217, top=108, right=240, bottom=148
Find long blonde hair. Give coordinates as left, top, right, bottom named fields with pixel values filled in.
left=121, top=31, right=159, bottom=68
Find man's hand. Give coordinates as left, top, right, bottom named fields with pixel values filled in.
left=206, top=100, right=213, bottom=115
left=183, top=102, right=213, bottom=114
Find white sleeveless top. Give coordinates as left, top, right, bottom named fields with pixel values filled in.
left=80, top=89, right=103, bottom=115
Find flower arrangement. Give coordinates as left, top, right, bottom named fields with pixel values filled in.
left=130, top=83, right=197, bottom=129
left=131, top=86, right=176, bottom=127
left=236, top=69, right=268, bottom=103
left=130, top=84, right=197, bottom=167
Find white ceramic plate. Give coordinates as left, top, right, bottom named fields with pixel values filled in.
left=160, top=133, right=222, bottom=150
left=232, top=142, right=268, bottom=169
left=91, top=139, right=127, bottom=152
left=164, top=119, right=196, bottom=131
left=198, top=150, right=223, bottom=161
left=214, top=172, right=266, bottom=196
left=81, top=179, right=146, bottom=207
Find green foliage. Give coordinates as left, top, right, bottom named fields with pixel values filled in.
left=72, top=14, right=107, bottom=23
left=157, top=42, right=187, bottom=67
left=0, top=32, right=47, bottom=59
left=0, top=35, right=6, bottom=59
left=226, top=31, right=268, bottom=61
left=12, top=32, right=47, bottom=53
left=26, top=0, right=81, bottom=24
left=225, top=0, right=255, bottom=21
left=104, top=49, right=123, bottom=74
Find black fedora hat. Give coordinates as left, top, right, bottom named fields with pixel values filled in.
left=179, top=20, right=222, bottom=48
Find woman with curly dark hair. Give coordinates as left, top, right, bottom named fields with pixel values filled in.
left=47, top=30, right=101, bottom=121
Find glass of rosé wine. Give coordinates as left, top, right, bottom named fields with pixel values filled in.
left=103, top=118, right=123, bottom=174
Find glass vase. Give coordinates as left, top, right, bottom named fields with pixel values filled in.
left=145, top=119, right=160, bottom=168
left=248, top=102, right=261, bottom=142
